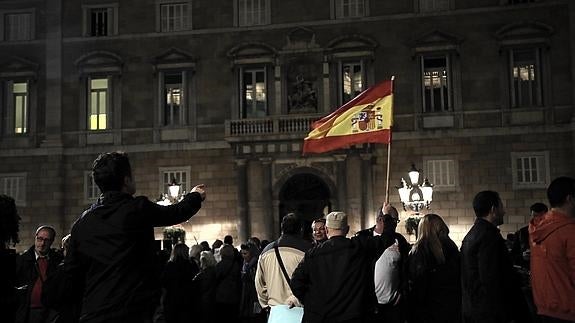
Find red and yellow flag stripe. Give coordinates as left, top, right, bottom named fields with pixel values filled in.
left=303, top=80, right=393, bottom=154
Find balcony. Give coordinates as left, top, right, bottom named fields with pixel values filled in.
left=224, top=114, right=322, bottom=142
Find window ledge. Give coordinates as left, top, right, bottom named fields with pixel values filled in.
left=86, top=132, right=114, bottom=145
left=422, top=114, right=455, bottom=129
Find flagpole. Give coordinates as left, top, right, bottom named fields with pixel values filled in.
left=385, top=76, right=395, bottom=205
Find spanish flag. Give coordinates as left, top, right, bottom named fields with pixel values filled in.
left=303, top=80, right=393, bottom=154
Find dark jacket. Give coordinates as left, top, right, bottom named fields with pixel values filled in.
left=0, top=248, right=17, bottom=323
left=239, top=256, right=260, bottom=318
left=14, top=246, right=62, bottom=323
left=511, top=225, right=530, bottom=268
left=460, top=218, right=527, bottom=323
left=215, top=256, right=242, bottom=305
left=407, top=237, right=461, bottom=323
left=42, top=260, right=82, bottom=323
left=355, top=226, right=410, bottom=304
left=161, top=259, right=200, bottom=323
left=290, top=233, right=394, bottom=323
left=193, top=266, right=217, bottom=323
left=65, top=191, right=202, bottom=323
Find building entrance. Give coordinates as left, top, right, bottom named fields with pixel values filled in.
left=278, top=173, right=331, bottom=239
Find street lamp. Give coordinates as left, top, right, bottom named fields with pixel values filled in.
left=157, top=178, right=185, bottom=205
left=396, top=164, right=434, bottom=212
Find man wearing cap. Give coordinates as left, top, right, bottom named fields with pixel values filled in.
left=290, top=206, right=396, bottom=323
left=15, top=225, right=63, bottom=323
left=355, top=204, right=410, bottom=323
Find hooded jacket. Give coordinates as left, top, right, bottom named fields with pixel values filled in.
left=529, top=210, right=575, bottom=321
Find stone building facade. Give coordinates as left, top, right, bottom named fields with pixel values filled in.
left=1, top=0, right=574, bottom=250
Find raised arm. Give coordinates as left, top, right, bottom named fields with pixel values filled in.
left=143, top=184, right=206, bottom=227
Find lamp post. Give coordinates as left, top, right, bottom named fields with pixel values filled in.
left=396, top=164, right=434, bottom=212
left=157, top=178, right=185, bottom=205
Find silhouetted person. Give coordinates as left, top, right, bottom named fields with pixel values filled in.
left=161, top=243, right=199, bottom=323
left=407, top=213, right=461, bottom=323
left=511, top=203, right=548, bottom=269
left=65, top=151, right=205, bottom=323
left=0, top=195, right=21, bottom=323
left=290, top=209, right=395, bottom=323
left=461, top=191, right=528, bottom=323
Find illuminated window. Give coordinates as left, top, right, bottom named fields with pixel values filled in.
left=335, top=0, right=365, bottom=19
left=511, top=152, right=549, bottom=189
left=159, top=167, right=191, bottom=196
left=4, top=13, right=32, bottom=41
left=341, top=61, right=363, bottom=104
left=421, top=55, right=451, bottom=112
left=237, top=0, right=269, bottom=26
left=240, top=68, right=267, bottom=118
left=88, top=78, right=108, bottom=130
left=160, top=2, right=190, bottom=32
left=164, top=73, right=184, bottom=126
left=0, top=173, right=26, bottom=206
left=510, top=48, right=542, bottom=108
left=12, top=82, right=28, bottom=134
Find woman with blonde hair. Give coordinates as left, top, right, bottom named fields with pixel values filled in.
left=407, top=213, right=461, bottom=323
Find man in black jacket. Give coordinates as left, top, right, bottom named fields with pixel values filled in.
left=355, top=205, right=410, bottom=323
left=461, top=190, right=527, bottom=323
left=290, top=208, right=395, bottom=323
left=65, top=151, right=206, bottom=323
left=15, top=225, right=63, bottom=323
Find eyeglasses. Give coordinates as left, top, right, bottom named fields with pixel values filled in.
left=36, top=236, right=53, bottom=243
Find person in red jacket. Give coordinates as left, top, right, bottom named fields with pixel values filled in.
left=529, top=177, right=575, bottom=323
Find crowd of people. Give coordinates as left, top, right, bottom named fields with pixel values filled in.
left=0, top=151, right=574, bottom=323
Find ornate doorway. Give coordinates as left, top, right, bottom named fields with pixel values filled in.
left=278, top=173, right=331, bottom=238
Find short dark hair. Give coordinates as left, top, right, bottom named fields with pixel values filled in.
left=547, top=177, right=575, bottom=208
left=224, top=235, right=233, bottom=245
left=473, top=191, right=501, bottom=218
left=281, top=213, right=300, bottom=235
left=0, top=195, right=20, bottom=247
left=530, top=202, right=548, bottom=214
left=92, top=152, right=132, bottom=192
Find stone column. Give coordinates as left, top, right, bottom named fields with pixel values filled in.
left=360, top=153, right=374, bottom=229
left=42, top=0, right=63, bottom=147
left=322, top=61, right=331, bottom=113
left=235, top=159, right=249, bottom=243
left=260, top=157, right=274, bottom=239
left=334, top=154, right=347, bottom=212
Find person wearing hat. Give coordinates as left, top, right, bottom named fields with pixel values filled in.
left=290, top=205, right=396, bottom=323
